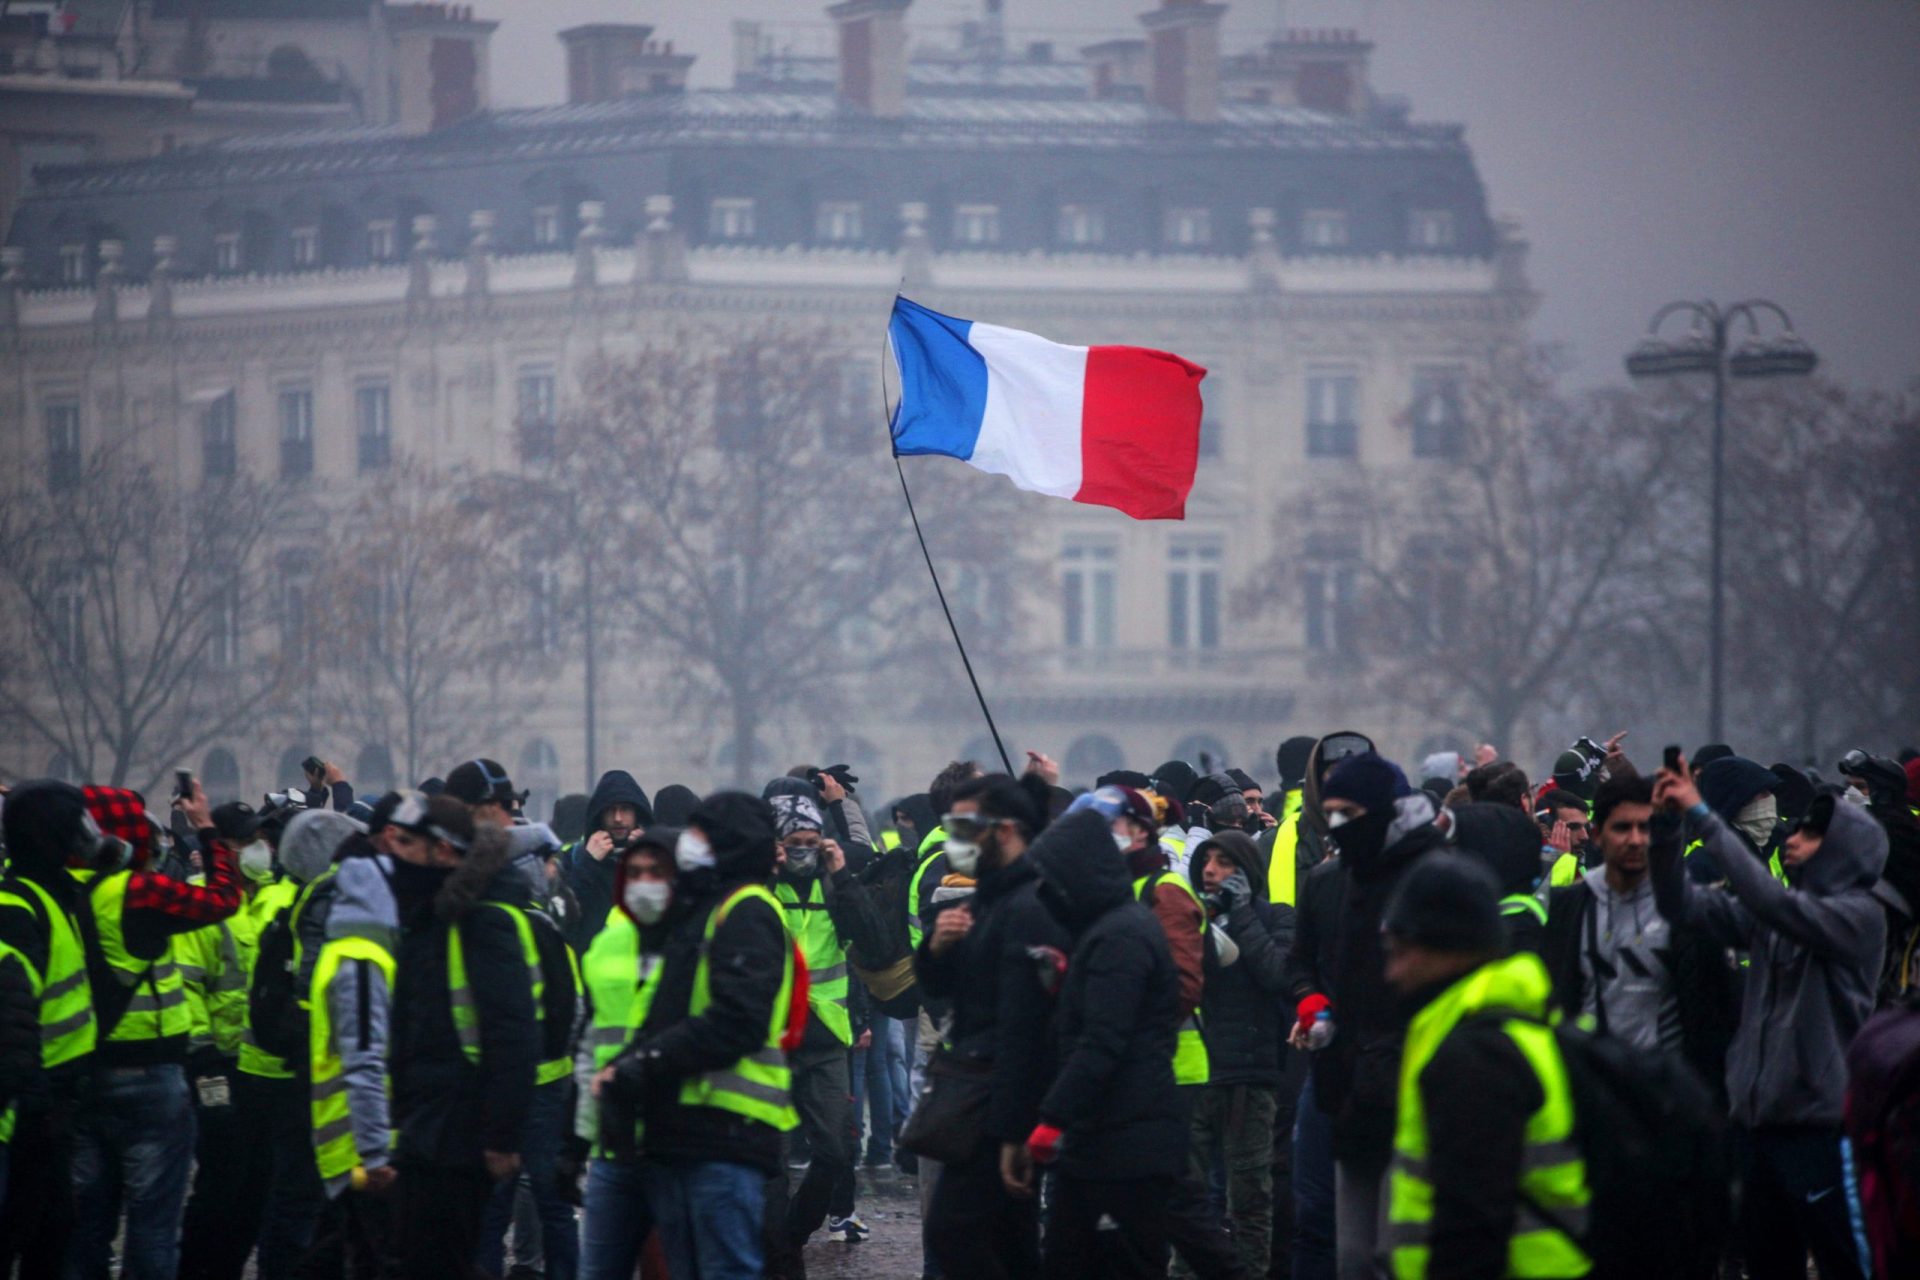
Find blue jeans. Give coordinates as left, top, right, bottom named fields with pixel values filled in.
left=478, top=1078, right=578, bottom=1280
left=580, top=1159, right=653, bottom=1280
left=1293, top=1072, right=1337, bottom=1280
left=885, top=1016, right=912, bottom=1136
left=70, top=1063, right=196, bottom=1280
left=851, top=1027, right=895, bottom=1164
left=641, top=1158, right=765, bottom=1280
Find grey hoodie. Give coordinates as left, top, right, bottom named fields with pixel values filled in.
left=316, top=851, right=398, bottom=1195
left=1652, top=800, right=1887, bottom=1128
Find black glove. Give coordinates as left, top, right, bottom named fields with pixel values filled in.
left=813, top=764, right=859, bottom=796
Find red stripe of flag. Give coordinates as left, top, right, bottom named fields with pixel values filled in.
left=1075, top=345, right=1208, bottom=520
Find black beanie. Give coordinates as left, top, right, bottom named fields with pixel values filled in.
left=1383, top=854, right=1504, bottom=955
left=2, top=778, right=91, bottom=876
left=1151, top=760, right=1200, bottom=804
left=1276, top=737, right=1316, bottom=790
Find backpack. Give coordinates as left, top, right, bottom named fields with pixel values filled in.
left=1541, top=1020, right=1731, bottom=1280
left=1845, top=994, right=1920, bottom=1280
left=850, top=846, right=920, bottom=1019
left=247, top=871, right=338, bottom=1064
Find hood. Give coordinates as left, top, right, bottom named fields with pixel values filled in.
left=1193, top=829, right=1269, bottom=899
left=1420, top=751, right=1462, bottom=785
left=585, top=770, right=652, bottom=832
left=504, top=823, right=563, bottom=906
left=280, top=809, right=364, bottom=884
left=1449, top=802, right=1542, bottom=897
left=1386, top=791, right=1440, bottom=850
left=614, top=825, right=682, bottom=921
left=1300, top=729, right=1376, bottom=840
left=892, top=793, right=936, bottom=840
left=2, top=778, right=91, bottom=877
left=434, top=822, right=521, bottom=922
left=327, top=844, right=398, bottom=951
left=1698, top=757, right=1777, bottom=823
left=650, top=784, right=699, bottom=827
left=688, top=791, right=778, bottom=884
left=81, top=786, right=153, bottom=868
left=1029, top=808, right=1133, bottom=930
left=1795, top=796, right=1888, bottom=897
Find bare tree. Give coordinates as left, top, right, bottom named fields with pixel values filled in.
left=549, top=328, right=1022, bottom=786
left=0, top=438, right=296, bottom=790
left=1242, top=347, right=1696, bottom=753
left=306, top=461, right=554, bottom=785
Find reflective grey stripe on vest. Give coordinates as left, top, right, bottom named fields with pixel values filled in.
left=312, top=1074, right=349, bottom=1103
left=125, top=985, right=186, bottom=1015
left=809, top=963, right=848, bottom=984
left=1517, top=1197, right=1589, bottom=1239
left=176, top=964, right=207, bottom=986
left=590, top=1024, right=630, bottom=1049
left=43, top=968, right=88, bottom=1000
left=1179, top=1015, right=1201, bottom=1033
left=45, top=1006, right=93, bottom=1043
left=313, top=1115, right=355, bottom=1150
left=1521, top=1138, right=1581, bottom=1171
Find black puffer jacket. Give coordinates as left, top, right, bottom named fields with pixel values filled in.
left=1032, top=810, right=1184, bottom=1181
left=389, top=826, right=541, bottom=1169
left=916, top=852, right=1070, bottom=1145
left=560, top=770, right=653, bottom=951
left=628, top=792, right=791, bottom=1177
left=0, top=947, right=40, bottom=1120
left=1287, top=793, right=1446, bottom=1168
left=1192, top=830, right=1296, bottom=1089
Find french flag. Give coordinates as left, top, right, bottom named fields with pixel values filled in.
left=888, top=297, right=1207, bottom=521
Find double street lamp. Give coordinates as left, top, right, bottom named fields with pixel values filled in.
left=1624, top=300, right=1819, bottom=744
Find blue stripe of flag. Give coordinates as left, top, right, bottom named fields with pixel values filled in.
left=888, top=297, right=988, bottom=461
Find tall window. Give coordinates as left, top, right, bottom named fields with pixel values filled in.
left=207, top=578, right=241, bottom=669
left=367, top=219, right=396, bottom=261
left=202, top=392, right=237, bottom=480
left=278, top=553, right=316, bottom=657
left=355, top=382, right=391, bottom=472
left=45, top=400, right=82, bottom=491
left=516, top=367, right=557, bottom=463
left=1300, top=208, right=1349, bottom=249
left=291, top=225, right=319, bottom=267
left=1409, top=208, right=1456, bottom=249
left=1167, top=540, right=1222, bottom=651
left=816, top=200, right=863, bottom=243
left=1056, top=204, right=1106, bottom=246
left=528, top=563, right=562, bottom=655
left=1062, top=540, right=1117, bottom=649
left=51, top=580, right=86, bottom=665
left=1410, top=367, right=1465, bottom=459
left=279, top=387, right=314, bottom=478
left=1164, top=206, right=1212, bottom=247
left=953, top=203, right=1001, bottom=246
left=1305, top=370, right=1359, bottom=459
left=532, top=206, right=560, bottom=247
left=708, top=198, right=756, bottom=240
left=213, top=231, right=242, bottom=274
left=60, top=243, right=87, bottom=284
left=1303, top=564, right=1357, bottom=652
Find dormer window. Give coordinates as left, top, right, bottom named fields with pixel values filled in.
left=954, top=203, right=1001, bottom=246
left=60, top=243, right=87, bottom=284
left=214, top=232, right=242, bottom=274
left=1409, top=209, right=1455, bottom=249
left=1164, top=207, right=1212, bottom=248
left=367, top=219, right=396, bottom=262
left=708, top=198, right=757, bottom=241
left=1056, top=204, right=1106, bottom=247
left=532, top=206, right=560, bottom=247
left=1301, top=209, right=1349, bottom=250
left=291, top=226, right=318, bottom=267
left=816, top=200, right=863, bottom=243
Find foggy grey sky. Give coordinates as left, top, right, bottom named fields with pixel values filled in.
left=489, top=1, right=1920, bottom=393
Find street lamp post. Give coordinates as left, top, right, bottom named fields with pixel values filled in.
left=1624, top=300, right=1818, bottom=744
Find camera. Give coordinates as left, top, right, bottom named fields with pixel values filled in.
left=1573, top=736, right=1608, bottom=766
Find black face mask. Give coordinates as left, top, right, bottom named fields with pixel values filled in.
left=1329, top=811, right=1392, bottom=865
left=390, top=858, right=451, bottom=904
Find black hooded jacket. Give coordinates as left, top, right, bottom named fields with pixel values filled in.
left=915, top=846, right=1070, bottom=1146
left=560, top=770, right=653, bottom=951
left=627, top=792, right=791, bottom=1176
left=1192, top=830, right=1296, bottom=1088
left=1031, top=810, right=1184, bottom=1181
left=389, top=825, right=541, bottom=1169
left=1450, top=803, right=1549, bottom=957
left=0, top=780, right=97, bottom=1092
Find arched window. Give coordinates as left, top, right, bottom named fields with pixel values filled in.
left=202, top=748, right=241, bottom=804
left=275, top=748, right=309, bottom=792
left=519, top=739, right=562, bottom=824
left=354, top=744, right=396, bottom=796
left=1063, top=734, right=1126, bottom=787
left=1168, top=734, right=1232, bottom=774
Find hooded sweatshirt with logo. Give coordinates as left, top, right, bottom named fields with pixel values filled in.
left=1652, top=800, right=1887, bottom=1128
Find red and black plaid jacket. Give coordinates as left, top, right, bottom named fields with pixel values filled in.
left=81, top=786, right=240, bottom=939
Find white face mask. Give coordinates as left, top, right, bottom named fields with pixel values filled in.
left=1113, top=832, right=1134, bottom=855
left=624, top=880, right=671, bottom=925
left=238, top=839, right=274, bottom=883
left=944, top=839, right=981, bottom=876
left=1734, top=794, right=1778, bottom=848
left=674, top=830, right=715, bottom=872
left=1326, top=811, right=1351, bottom=830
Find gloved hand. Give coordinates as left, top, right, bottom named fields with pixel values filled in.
left=1026, top=945, right=1068, bottom=998
left=1026, top=1122, right=1065, bottom=1166
left=1065, top=786, right=1128, bottom=821
left=1216, top=868, right=1252, bottom=916
left=1293, top=993, right=1331, bottom=1040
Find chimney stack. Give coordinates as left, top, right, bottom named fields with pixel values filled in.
left=1140, top=1, right=1228, bottom=124
left=828, top=0, right=912, bottom=118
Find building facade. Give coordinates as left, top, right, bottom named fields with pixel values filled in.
left=0, top=0, right=1534, bottom=807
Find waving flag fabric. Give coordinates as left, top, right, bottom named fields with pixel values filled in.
left=887, top=297, right=1207, bottom=521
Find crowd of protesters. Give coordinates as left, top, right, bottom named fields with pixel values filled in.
left=2, top=731, right=1918, bottom=1280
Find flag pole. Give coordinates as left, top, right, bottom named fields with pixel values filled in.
left=881, top=305, right=1016, bottom=776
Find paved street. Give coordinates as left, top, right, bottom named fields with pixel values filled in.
left=802, top=1170, right=925, bottom=1279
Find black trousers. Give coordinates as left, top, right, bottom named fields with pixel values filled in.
left=296, top=1189, right=400, bottom=1280
left=180, top=1058, right=268, bottom=1280
left=1166, top=1086, right=1254, bottom=1280
left=926, top=1140, right=1041, bottom=1280
left=1737, top=1125, right=1870, bottom=1280
left=0, top=1094, right=78, bottom=1280
left=1268, top=1049, right=1307, bottom=1280
left=393, top=1164, right=494, bottom=1280
left=1044, top=1174, right=1175, bottom=1280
